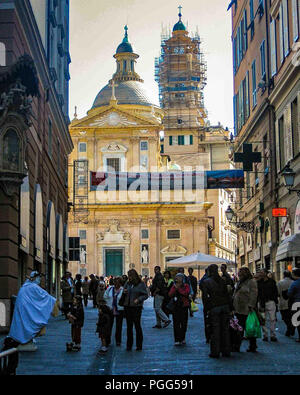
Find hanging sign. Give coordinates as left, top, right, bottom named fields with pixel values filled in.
left=272, top=208, right=287, bottom=217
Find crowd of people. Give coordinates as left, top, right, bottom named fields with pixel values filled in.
left=6, top=263, right=299, bottom=360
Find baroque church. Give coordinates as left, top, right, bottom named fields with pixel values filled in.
left=68, top=10, right=236, bottom=278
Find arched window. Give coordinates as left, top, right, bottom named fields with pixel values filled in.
left=2, top=129, right=20, bottom=171
left=0, top=42, right=6, bottom=66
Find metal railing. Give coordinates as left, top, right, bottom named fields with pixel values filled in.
left=0, top=348, right=18, bottom=376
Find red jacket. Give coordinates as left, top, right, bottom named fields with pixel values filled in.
left=168, top=284, right=190, bottom=307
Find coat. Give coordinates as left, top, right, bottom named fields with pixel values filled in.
left=104, top=286, right=124, bottom=311
left=277, top=277, right=294, bottom=310
left=233, top=278, right=258, bottom=316
left=61, top=278, right=74, bottom=303
left=168, top=284, right=190, bottom=308
left=123, top=281, right=148, bottom=307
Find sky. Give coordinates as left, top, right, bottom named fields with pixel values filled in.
left=69, top=0, right=234, bottom=131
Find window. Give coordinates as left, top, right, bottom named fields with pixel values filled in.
left=79, top=142, right=87, bottom=153
left=57, top=139, right=60, bottom=174
left=78, top=175, right=87, bottom=186
left=279, top=115, right=285, bottom=170
left=258, top=0, right=264, bottom=19
left=243, top=9, right=248, bottom=54
left=169, top=136, right=173, bottom=146
left=250, top=0, right=255, bottom=39
left=292, top=97, right=299, bottom=157
left=141, top=229, right=149, bottom=239
left=160, top=144, right=164, bottom=154
left=107, top=158, right=120, bottom=172
left=260, top=40, right=266, bottom=79
left=292, top=0, right=299, bottom=42
left=167, top=230, right=181, bottom=239
left=140, top=141, right=148, bottom=151
left=178, top=135, right=185, bottom=145
left=69, top=237, right=80, bottom=261
left=79, top=230, right=86, bottom=240
left=270, top=19, right=277, bottom=76
left=279, top=0, right=290, bottom=63
left=48, top=119, right=52, bottom=158
left=123, top=60, right=127, bottom=71
left=251, top=60, right=257, bottom=108
left=0, top=42, right=6, bottom=66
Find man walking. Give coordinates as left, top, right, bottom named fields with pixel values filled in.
left=188, top=268, right=198, bottom=317
left=89, top=274, right=99, bottom=308
left=277, top=271, right=294, bottom=337
left=150, top=266, right=171, bottom=329
left=257, top=268, right=279, bottom=342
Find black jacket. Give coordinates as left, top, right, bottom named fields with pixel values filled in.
left=188, top=275, right=198, bottom=294
left=69, top=304, right=84, bottom=328
left=150, top=272, right=167, bottom=297
left=257, top=278, right=278, bottom=307
left=202, top=276, right=233, bottom=311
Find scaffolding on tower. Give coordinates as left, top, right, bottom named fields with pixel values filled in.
left=154, top=24, right=208, bottom=131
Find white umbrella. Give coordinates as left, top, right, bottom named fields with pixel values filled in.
left=167, top=252, right=231, bottom=269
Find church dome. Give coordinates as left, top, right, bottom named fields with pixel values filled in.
left=173, top=20, right=186, bottom=32
left=92, top=80, right=155, bottom=108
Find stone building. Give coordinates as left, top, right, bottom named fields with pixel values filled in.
left=0, top=0, right=72, bottom=332
left=229, top=0, right=299, bottom=279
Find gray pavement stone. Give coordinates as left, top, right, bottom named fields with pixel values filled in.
left=1, top=297, right=300, bottom=375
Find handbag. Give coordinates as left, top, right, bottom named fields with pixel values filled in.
left=166, top=298, right=176, bottom=313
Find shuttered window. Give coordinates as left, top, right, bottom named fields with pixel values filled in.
left=270, top=20, right=277, bottom=76
left=292, top=0, right=299, bottom=41
left=252, top=60, right=257, bottom=108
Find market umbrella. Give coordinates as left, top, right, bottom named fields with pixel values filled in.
left=167, top=252, right=231, bottom=269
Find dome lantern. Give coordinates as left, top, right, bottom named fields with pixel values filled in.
left=173, top=5, right=187, bottom=32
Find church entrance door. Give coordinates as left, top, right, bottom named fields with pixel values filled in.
left=105, top=249, right=123, bottom=277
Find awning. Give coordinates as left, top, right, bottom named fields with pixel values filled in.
left=276, top=233, right=300, bottom=262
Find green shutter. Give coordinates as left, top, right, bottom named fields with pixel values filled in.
left=169, top=136, right=173, bottom=146
left=190, top=135, right=193, bottom=145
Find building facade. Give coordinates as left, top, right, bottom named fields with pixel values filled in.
left=0, top=0, right=73, bottom=332
left=67, top=25, right=213, bottom=279
left=230, top=0, right=299, bottom=279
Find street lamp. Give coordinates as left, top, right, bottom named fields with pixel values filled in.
left=225, top=205, right=255, bottom=233
left=282, top=163, right=300, bottom=197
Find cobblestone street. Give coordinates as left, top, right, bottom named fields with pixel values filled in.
left=1, top=297, right=300, bottom=375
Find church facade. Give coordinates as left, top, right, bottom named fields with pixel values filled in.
left=67, top=12, right=236, bottom=279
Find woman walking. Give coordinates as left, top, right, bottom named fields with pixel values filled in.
left=202, top=264, right=233, bottom=358
left=104, top=277, right=124, bottom=346
left=168, top=273, right=190, bottom=346
left=122, top=269, right=148, bottom=351
left=233, top=267, right=258, bottom=352
left=162, top=271, right=174, bottom=317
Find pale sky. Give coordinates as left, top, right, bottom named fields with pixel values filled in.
left=69, top=0, right=233, bottom=131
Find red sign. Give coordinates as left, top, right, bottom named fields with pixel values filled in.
left=272, top=208, right=287, bottom=217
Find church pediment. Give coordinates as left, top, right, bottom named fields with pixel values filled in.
left=71, top=107, right=161, bottom=129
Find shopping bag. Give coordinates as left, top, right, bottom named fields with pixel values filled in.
left=191, top=301, right=199, bottom=313
left=245, top=311, right=262, bottom=338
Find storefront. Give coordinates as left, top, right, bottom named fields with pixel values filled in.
left=276, top=200, right=300, bottom=274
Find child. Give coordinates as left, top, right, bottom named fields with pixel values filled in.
left=96, top=304, right=113, bottom=353
left=67, top=295, right=84, bottom=351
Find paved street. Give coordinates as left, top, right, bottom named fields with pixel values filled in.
left=1, top=297, right=300, bottom=375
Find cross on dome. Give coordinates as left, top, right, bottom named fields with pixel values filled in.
left=178, top=5, right=183, bottom=19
